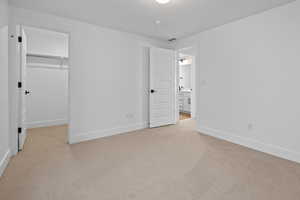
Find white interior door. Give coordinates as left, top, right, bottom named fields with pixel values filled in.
left=149, top=47, right=175, bottom=128
left=18, top=26, right=28, bottom=151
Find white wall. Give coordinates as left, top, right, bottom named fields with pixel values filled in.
left=24, top=27, right=69, bottom=128
left=0, top=0, right=10, bottom=176
left=26, top=68, right=69, bottom=128
left=25, top=26, right=68, bottom=57
left=177, top=1, right=300, bottom=163
left=9, top=7, right=171, bottom=148
left=179, top=64, right=191, bottom=89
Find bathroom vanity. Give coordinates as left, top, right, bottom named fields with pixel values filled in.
left=178, top=90, right=191, bottom=114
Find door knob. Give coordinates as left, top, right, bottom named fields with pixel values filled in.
left=25, top=90, right=30, bottom=95
left=150, top=89, right=156, bottom=94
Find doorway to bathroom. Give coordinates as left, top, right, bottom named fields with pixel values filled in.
left=176, top=47, right=196, bottom=121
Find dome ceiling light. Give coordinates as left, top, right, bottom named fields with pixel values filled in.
left=156, top=0, right=171, bottom=4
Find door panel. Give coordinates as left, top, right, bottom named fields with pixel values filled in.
left=149, top=48, right=175, bottom=128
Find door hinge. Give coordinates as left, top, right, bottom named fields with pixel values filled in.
left=18, top=127, right=22, bottom=134
left=18, top=82, right=22, bottom=88
left=18, top=36, right=22, bottom=43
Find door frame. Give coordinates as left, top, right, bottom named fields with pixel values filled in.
left=12, top=24, right=71, bottom=154
left=175, top=46, right=196, bottom=122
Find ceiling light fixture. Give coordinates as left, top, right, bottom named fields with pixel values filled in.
left=156, top=0, right=170, bottom=4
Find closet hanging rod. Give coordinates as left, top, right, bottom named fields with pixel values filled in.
left=27, top=53, right=68, bottom=60
left=27, top=63, right=69, bottom=70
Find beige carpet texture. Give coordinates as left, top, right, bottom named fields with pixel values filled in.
left=1, top=120, right=300, bottom=200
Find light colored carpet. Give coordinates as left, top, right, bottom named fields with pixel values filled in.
left=1, top=120, right=300, bottom=200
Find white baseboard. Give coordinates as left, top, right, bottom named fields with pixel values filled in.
left=198, top=126, right=300, bottom=164
left=0, top=150, right=11, bottom=177
left=69, top=122, right=148, bottom=144
left=26, top=119, right=68, bottom=129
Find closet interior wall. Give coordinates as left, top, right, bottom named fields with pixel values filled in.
left=24, top=26, right=69, bottom=129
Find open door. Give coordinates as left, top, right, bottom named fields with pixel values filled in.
left=18, top=26, right=28, bottom=151
left=191, top=56, right=196, bottom=119
left=149, top=47, right=175, bottom=128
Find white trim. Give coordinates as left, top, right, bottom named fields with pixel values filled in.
left=175, top=51, right=180, bottom=123
left=0, top=150, right=11, bottom=177
left=69, top=122, right=148, bottom=144
left=198, top=126, right=300, bottom=164
left=150, top=120, right=176, bottom=128
left=26, top=119, right=68, bottom=129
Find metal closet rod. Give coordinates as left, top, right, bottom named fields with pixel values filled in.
left=27, top=53, right=68, bottom=60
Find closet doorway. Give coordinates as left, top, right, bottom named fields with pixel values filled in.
left=17, top=26, right=70, bottom=151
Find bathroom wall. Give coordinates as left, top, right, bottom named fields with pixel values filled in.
left=179, top=64, right=191, bottom=90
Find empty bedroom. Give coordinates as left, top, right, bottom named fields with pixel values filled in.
left=1, top=0, right=300, bottom=200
